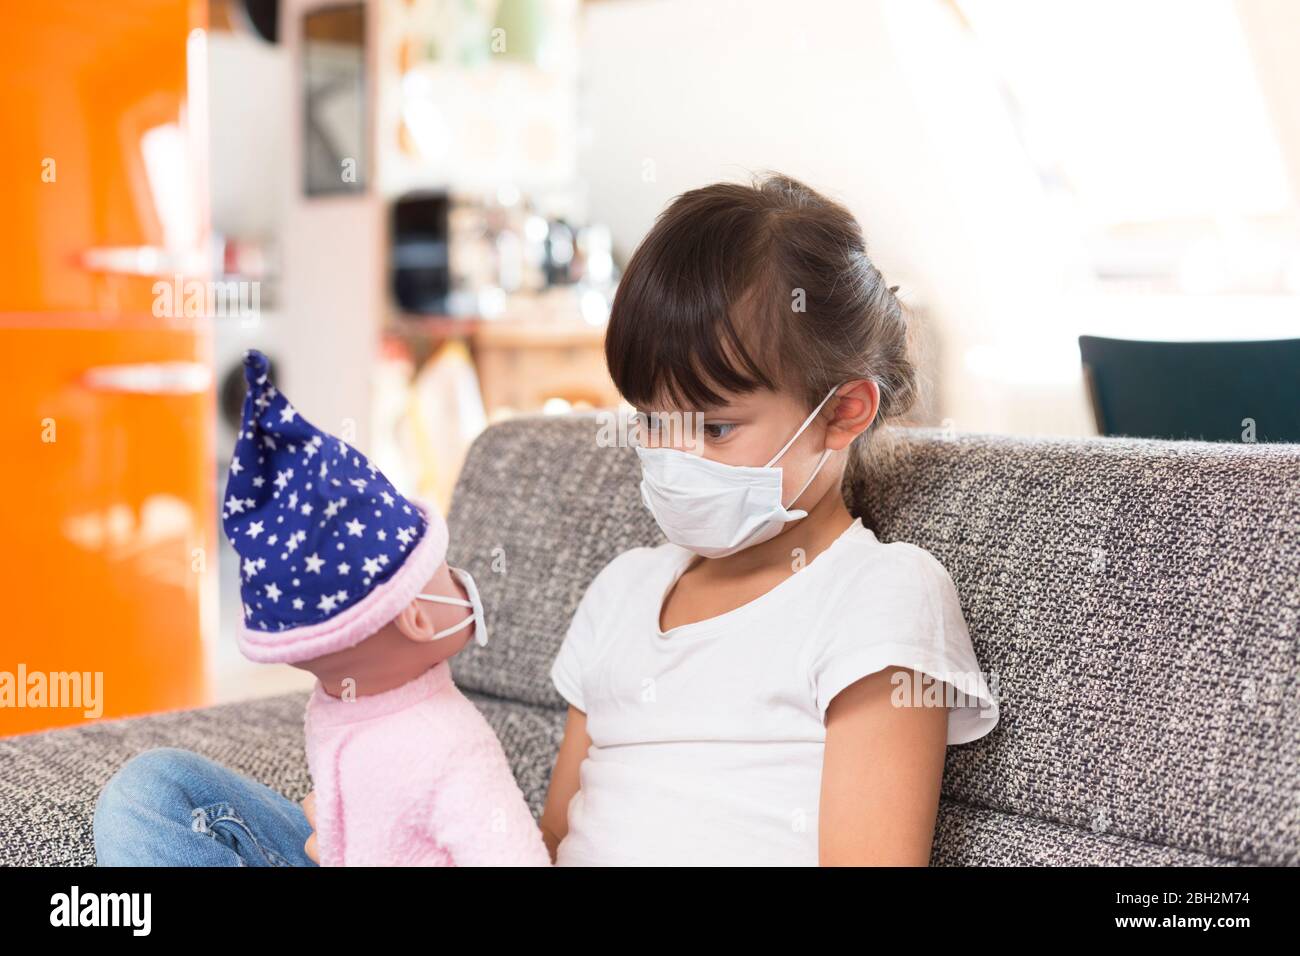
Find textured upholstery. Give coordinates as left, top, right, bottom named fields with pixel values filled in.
left=1, top=415, right=1295, bottom=866
left=0, top=689, right=560, bottom=867
left=846, top=427, right=1298, bottom=867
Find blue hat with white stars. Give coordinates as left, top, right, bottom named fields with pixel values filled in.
left=222, top=349, right=449, bottom=664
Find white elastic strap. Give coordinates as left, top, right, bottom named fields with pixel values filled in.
left=764, top=385, right=840, bottom=467
left=431, top=612, right=476, bottom=641
left=415, top=593, right=473, bottom=607
left=415, top=592, right=476, bottom=641
left=786, top=446, right=834, bottom=510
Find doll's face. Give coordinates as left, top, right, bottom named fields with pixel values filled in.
left=394, top=605, right=474, bottom=659
left=393, top=568, right=477, bottom=655
left=292, top=569, right=473, bottom=690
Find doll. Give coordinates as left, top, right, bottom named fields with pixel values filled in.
left=221, top=350, right=550, bottom=867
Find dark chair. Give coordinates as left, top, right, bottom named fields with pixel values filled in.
left=1078, top=335, right=1300, bottom=442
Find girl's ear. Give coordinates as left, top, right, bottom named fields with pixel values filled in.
left=825, top=379, right=879, bottom=450
left=393, top=599, right=437, bottom=643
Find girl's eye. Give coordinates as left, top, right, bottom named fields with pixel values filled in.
left=633, top=411, right=674, bottom=447
left=702, top=422, right=737, bottom=441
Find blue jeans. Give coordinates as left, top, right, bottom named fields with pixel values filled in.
left=93, top=747, right=318, bottom=867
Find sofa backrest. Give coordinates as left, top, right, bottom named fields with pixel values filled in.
left=445, top=415, right=1300, bottom=865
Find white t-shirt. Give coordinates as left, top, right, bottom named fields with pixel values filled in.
left=549, top=518, right=999, bottom=866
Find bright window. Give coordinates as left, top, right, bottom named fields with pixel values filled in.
left=952, top=0, right=1299, bottom=294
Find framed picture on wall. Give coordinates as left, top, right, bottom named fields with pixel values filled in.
left=302, top=2, right=367, bottom=196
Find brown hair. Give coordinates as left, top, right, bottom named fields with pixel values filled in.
left=605, top=172, right=921, bottom=459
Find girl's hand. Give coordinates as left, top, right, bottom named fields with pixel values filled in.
left=301, top=790, right=319, bottom=864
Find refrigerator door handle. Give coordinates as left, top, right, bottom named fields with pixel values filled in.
left=82, top=361, right=213, bottom=395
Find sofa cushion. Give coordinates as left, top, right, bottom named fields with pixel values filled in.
left=930, top=800, right=1239, bottom=866
left=0, top=683, right=1239, bottom=866
left=0, top=688, right=564, bottom=866
left=0, top=692, right=311, bottom=866
left=5, top=417, right=1294, bottom=867
left=850, top=427, right=1299, bottom=866
left=445, top=416, right=1299, bottom=865
left=444, top=413, right=663, bottom=708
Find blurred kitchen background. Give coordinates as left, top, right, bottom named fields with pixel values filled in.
left=3, top=0, right=1298, bottom=730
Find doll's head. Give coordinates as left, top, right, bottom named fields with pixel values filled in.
left=292, top=564, right=478, bottom=693
left=220, top=350, right=486, bottom=677
left=605, top=172, right=920, bottom=510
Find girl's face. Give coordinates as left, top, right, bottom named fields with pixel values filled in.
left=634, top=386, right=841, bottom=506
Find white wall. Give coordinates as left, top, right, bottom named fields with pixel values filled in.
left=277, top=0, right=384, bottom=450
left=1236, top=0, right=1300, bottom=206
left=578, top=0, right=1096, bottom=436
left=208, top=32, right=289, bottom=239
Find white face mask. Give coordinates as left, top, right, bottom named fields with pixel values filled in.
left=414, top=566, right=488, bottom=646
left=634, top=385, right=841, bottom=559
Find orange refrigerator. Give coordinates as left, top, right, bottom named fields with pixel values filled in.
left=0, top=0, right=214, bottom=735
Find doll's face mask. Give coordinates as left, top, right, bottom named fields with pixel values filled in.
left=415, top=566, right=488, bottom=646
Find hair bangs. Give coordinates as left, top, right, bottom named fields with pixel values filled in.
left=605, top=191, right=788, bottom=412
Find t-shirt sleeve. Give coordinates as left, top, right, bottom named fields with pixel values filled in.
left=549, top=555, right=621, bottom=713
left=805, top=546, right=999, bottom=745
left=550, top=610, right=588, bottom=712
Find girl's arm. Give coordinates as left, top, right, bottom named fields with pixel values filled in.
left=539, top=704, right=591, bottom=862
left=819, top=666, right=950, bottom=866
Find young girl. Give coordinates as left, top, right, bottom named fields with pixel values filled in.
left=538, top=173, right=999, bottom=866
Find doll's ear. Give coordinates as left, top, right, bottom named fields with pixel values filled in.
left=394, top=599, right=437, bottom=643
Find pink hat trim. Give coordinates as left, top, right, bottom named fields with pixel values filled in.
left=236, top=500, right=449, bottom=664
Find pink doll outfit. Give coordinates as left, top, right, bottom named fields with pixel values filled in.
left=304, top=659, right=551, bottom=866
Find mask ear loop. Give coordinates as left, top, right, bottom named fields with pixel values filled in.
left=414, top=593, right=476, bottom=640
left=764, top=385, right=841, bottom=468
left=767, top=385, right=843, bottom=513
left=784, top=447, right=834, bottom=512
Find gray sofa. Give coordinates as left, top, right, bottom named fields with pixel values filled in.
left=2, top=416, right=1297, bottom=866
